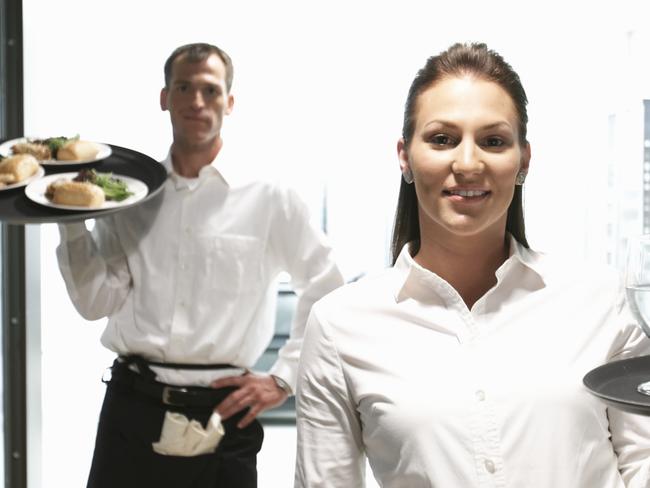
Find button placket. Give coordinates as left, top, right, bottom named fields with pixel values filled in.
left=170, top=197, right=191, bottom=346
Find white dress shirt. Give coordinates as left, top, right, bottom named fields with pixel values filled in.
left=295, top=237, right=650, bottom=488
left=57, top=153, right=343, bottom=389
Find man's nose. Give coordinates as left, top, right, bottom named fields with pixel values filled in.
left=190, top=89, right=205, bottom=109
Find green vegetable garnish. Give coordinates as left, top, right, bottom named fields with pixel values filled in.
left=73, top=168, right=133, bottom=201
left=34, top=135, right=79, bottom=158
left=93, top=172, right=133, bottom=201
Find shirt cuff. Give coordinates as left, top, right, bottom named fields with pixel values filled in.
left=268, top=360, right=297, bottom=396
left=57, top=222, right=88, bottom=242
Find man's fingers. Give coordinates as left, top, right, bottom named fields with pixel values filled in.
left=237, top=405, right=263, bottom=429
left=212, top=374, right=289, bottom=426
left=216, top=389, right=253, bottom=420
left=211, top=375, right=246, bottom=389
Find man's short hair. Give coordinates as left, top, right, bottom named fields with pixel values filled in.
left=164, top=43, right=234, bottom=92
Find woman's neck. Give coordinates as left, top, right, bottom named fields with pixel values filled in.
left=414, top=232, right=510, bottom=309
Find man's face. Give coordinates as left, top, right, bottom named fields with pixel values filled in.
left=160, top=53, right=234, bottom=150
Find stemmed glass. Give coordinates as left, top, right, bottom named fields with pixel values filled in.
left=625, top=234, right=650, bottom=395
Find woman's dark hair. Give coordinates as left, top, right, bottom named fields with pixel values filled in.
left=391, top=42, right=529, bottom=263
left=164, top=42, right=234, bottom=92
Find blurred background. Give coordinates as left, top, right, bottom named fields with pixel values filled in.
left=4, top=0, right=650, bottom=486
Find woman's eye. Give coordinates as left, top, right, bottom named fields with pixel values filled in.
left=485, top=137, right=504, bottom=147
left=430, top=134, right=454, bottom=146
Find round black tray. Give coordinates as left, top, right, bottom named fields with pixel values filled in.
left=0, top=144, right=167, bottom=224
left=583, top=355, right=650, bottom=416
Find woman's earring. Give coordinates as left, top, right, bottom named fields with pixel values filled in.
left=515, top=171, right=527, bottom=186
left=402, top=168, right=414, bottom=184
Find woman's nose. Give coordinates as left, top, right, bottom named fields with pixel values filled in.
left=451, top=140, right=483, bottom=175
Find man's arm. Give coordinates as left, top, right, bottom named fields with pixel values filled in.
left=57, top=219, right=132, bottom=320
left=213, top=186, right=344, bottom=427
left=267, top=186, right=344, bottom=391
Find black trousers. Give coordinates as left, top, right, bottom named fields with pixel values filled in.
left=86, top=364, right=264, bottom=488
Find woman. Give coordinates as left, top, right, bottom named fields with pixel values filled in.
left=294, top=43, right=650, bottom=487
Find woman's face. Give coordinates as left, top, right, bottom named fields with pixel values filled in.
left=398, top=75, right=530, bottom=245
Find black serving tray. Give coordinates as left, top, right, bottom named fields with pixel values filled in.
left=583, top=355, right=650, bottom=416
left=0, top=143, right=167, bottom=224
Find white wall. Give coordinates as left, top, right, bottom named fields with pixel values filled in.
left=24, top=0, right=650, bottom=486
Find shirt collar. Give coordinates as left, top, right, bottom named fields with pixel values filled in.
left=393, top=234, right=547, bottom=303
left=161, top=150, right=230, bottom=190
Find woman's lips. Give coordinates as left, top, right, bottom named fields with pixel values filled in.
left=443, top=189, right=490, bottom=201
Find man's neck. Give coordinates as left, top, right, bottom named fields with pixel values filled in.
left=170, top=137, right=223, bottom=178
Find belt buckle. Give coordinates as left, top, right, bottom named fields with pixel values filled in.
left=162, top=386, right=189, bottom=406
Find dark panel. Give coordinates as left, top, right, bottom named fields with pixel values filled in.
left=0, top=1, right=26, bottom=487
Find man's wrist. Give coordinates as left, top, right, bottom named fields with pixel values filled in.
left=270, top=374, right=292, bottom=396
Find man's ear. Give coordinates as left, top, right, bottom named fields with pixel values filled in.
left=225, top=93, right=234, bottom=115
left=160, top=88, right=169, bottom=111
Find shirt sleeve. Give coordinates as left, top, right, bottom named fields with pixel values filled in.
left=294, top=306, right=365, bottom=488
left=268, top=186, right=344, bottom=393
left=606, top=286, right=650, bottom=487
left=56, top=218, right=132, bottom=320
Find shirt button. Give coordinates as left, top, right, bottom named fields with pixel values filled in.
left=475, top=390, right=486, bottom=401
left=484, top=459, right=496, bottom=474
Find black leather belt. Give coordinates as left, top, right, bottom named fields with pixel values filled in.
left=107, top=356, right=239, bottom=408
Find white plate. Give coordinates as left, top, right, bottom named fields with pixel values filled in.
left=0, top=137, right=112, bottom=165
left=0, top=166, right=45, bottom=192
left=25, top=172, right=149, bottom=211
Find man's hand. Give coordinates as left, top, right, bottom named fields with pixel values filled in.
left=211, top=373, right=289, bottom=428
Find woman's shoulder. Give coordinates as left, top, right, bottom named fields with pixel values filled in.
left=311, top=266, right=400, bottom=319
left=524, top=246, right=622, bottom=289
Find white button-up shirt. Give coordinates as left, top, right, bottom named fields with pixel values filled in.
left=57, top=153, right=343, bottom=389
left=295, top=238, right=650, bottom=488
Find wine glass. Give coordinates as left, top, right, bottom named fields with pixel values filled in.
left=625, top=234, right=650, bottom=395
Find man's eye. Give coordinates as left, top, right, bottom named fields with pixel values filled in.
left=205, top=86, right=219, bottom=97
left=176, top=84, right=188, bottom=93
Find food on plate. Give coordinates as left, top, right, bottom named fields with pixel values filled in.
left=0, top=154, right=40, bottom=185
left=12, top=136, right=74, bottom=160
left=12, top=141, right=52, bottom=160
left=44, top=169, right=133, bottom=208
left=10, top=135, right=102, bottom=161
left=46, top=180, right=105, bottom=208
left=57, top=140, right=102, bottom=161
left=74, top=169, right=133, bottom=201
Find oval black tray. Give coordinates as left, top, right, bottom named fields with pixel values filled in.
left=583, top=355, right=650, bottom=416
left=0, top=144, right=167, bottom=224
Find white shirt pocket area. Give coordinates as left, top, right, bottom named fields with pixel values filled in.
left=193, top=234, right=265, bottom=297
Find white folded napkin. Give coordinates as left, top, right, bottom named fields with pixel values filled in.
left=152, top=411, right=225, bottom=456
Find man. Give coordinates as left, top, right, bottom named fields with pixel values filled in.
left=56, top=43, right=343, bottom=488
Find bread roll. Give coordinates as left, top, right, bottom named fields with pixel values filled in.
left=57, top=140, right=101, bottom=161
left=51, top=181, right=105, bottom=208
left=0, top=154, right=40, bottom=182
left=12, top=142, right=51, bottom=160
